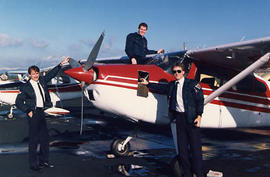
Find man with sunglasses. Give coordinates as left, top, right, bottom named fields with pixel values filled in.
left=140, top=62, right=204, bottom=177
left=125, top=22, right=164, bottom=64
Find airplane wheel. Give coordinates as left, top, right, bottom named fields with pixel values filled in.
left=111, top=139, right=130, bottom=157
left=170, top=156, right=183, bottom=177
left=7, top=113, right=14, bottom=119
left=117, top=164, right=131, bottom=176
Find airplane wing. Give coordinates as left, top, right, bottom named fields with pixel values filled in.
left=6, top=71, right=28, bottom=81
left=95, top=55, right=155, bottom=64
left=6, top=71, right=27, bottom=74
left=94, top=52, right=184, bottom=66
left=204, top=52, right=270, bottom=104
left=186, top=37, right=270, bottom=71
left=94, top=53, right=161, bottom=64
left=185, top=37, right=270, bottom=104
left=95, top=56, right=130, bottom=64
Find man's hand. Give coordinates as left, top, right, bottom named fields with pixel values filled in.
left=140, top=78, right=149, bottom=85
left=194, top=115, right=202, bottom=127
left=60, top=56, right=70, bottom=66
left=157, top=49, right=164, bottom=54
left=131, top=58, right=137, bottom=64
left=28, top=111, right=33, bottom=118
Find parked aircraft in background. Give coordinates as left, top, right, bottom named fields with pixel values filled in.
left=0, top=65, right=82, bottom=118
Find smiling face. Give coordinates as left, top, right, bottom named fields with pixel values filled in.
left=138, top=26, right=147, bottom=36
left=172, top=66, right=185, bottom=80
left=29, top=69, right=40, bottom=82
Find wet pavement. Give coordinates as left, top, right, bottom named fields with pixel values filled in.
left=1, top=106, right=270, bottom=176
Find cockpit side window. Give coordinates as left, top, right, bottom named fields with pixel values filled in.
left=197, top=65, right=230, bottom=89
left=234, top=75, right=266, bottom=93
left=47, top=66, right=71, bottom=86
left=234, top=76, right=252, bottom=92
left=147, top=51, right=187, bottom=73
left=197, top=65, right=266, bottom=93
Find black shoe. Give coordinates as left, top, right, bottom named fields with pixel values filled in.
left=30, top=166, right=41, bottom=171
left=40, top=162, right=54, bottom=168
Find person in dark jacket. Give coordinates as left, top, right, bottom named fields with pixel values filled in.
left=15, top=57, right=70, bottom=171
left=140, top=62, right=204, bottom=177
left=125, top=22, right=164, bottom=64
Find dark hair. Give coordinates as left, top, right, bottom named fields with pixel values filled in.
left=138, top=22, right=148, bottom=30
left=171, top=62, right=185, bottom=72
left=28, top=65, right=40, bottom=74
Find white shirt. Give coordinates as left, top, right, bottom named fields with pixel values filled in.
left=30, top=79, right=45, bottom=108
left=176, top=77, right=185, bottom=112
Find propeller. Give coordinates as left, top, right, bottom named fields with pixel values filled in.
left=66, top=31, right=105, bottom=135
left=83, top=31, right=105, bottom=71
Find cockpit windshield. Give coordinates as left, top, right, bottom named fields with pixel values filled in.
left=146, top=50, right=187, bottom=73
left=47, top=65, right=72, bottom=86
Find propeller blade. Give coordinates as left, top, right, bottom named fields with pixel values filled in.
left=83, top=31, right=105, bottom=71
left=69, top=58, right=81, bottom=68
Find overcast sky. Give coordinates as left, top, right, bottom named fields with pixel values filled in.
left=0, top=0, right=270, bottom=71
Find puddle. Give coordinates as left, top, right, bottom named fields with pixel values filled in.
left=246, top=166, right=261, bottom=173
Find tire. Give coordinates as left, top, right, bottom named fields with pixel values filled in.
left=7, top=113, right=13, bottom=119
left=111, top=139, right=130, bottom=157
left=170, top=156, right=183, bottom=177
left=117, top=164, right=131, bottom=176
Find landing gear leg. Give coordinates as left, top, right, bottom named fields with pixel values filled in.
left=111, top=124, right=139, bottom=157
left=7, top=106, right=15, bottom=119
left=111, top=136, right=132, bottom=157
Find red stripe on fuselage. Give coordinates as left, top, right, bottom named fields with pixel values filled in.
left=0, top=90, right=19, bottom=93
left=94, top=81, right=137, bottom=91
left=203, top=90, right=270, bottom=105
left=46, top=112, right=69, bottom=114
left=210, top=100, right=270, bottom=113
left=93, top=81, right=270, bottom=113
left=106, top=77, right=138, bottom=85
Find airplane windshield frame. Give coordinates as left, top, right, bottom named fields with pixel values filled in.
left=146, top=51, right=187, bottom=73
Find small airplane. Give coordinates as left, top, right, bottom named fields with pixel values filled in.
left=0, top=73, right=15, bottom=85
left=0, top=65, right=83, bottom=118
left=63, top=31, right=270, bottom=163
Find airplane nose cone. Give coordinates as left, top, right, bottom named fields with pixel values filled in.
left=64, top=66, right=94, bottom=84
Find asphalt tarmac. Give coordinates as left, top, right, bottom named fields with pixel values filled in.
left=0, top=106, right=270, bottom=177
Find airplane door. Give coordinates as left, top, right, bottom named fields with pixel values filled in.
left=200, top=85, right=222, bottom=128
left=199, top=77, right=222, bottom=128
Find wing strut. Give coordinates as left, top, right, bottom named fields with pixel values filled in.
left=204, top=52, right=270, bottom=104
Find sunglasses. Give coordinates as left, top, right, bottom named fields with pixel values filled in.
left=172, top=70, right=182, bottom=74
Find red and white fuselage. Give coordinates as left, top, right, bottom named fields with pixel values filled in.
left=65, top=64, right=270, bottom=128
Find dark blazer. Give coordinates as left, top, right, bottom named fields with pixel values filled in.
left=125, top=32, right=157, bottom=62
left=148, top=78, right=204, bottom=124
left=15, top=65, right=61, bottom=114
